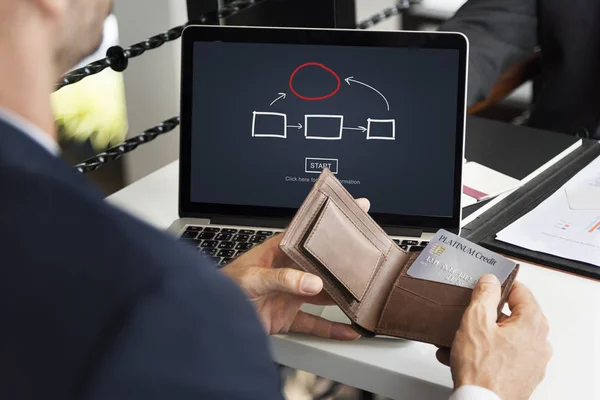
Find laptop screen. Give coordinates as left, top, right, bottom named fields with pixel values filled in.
left=180, top=27, right=467, bottom=232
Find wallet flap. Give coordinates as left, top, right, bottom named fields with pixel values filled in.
left=280, top=168, right=403, bottom=332
left=304, top=200, right=383, bottom=302
left=319, top=181, right=392, bottom=254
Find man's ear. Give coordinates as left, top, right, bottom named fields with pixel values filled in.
left=32, top=0, right=69, bottom=18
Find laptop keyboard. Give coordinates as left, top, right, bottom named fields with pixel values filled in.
left=394, top=239, right=429, bottom=253
left=178, top=225, right=430, bottom=268
left=178, top=225, right=278, bottom=267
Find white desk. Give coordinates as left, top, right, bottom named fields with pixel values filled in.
left=107, top=160, right=600, bottom=400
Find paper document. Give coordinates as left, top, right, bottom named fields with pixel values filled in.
left=463, top=162, right=521, bottom=201
left=461, top=162, right=521, bottom=208
left=496, top=156, right=600, bottom=267
left=461, top=193, right=477, bottom=208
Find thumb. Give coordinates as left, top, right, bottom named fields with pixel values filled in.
left=355, top=198, right=370, bottom=213
left=467, top=274, right=502, bottom=326
left=252, top=268, right=324, bottom=297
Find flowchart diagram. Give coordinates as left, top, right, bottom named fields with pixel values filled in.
left=251, top=62, right=395, bottom=141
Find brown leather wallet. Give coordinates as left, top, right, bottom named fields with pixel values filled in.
left=280, top=168, right=519, bottom=348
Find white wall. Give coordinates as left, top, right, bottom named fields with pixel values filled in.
left=114, top=1, right=406, bottom=184
left=114, top=0, right=188, bottom=184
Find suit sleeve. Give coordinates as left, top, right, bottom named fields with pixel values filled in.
left=83, top=263, right=284, bottom=400
left=439, top=0, right=538, bottom=105
left=449, top=385, right=501, bottom=400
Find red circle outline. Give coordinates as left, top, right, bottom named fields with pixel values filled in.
left=289, top=62, right=341, bottom=101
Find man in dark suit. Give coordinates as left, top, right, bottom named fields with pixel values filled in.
left=0, top=1, right=550, bottom=399
left=440, top=0, right=600, bottom=139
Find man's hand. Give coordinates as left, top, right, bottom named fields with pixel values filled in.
left=220, top=198, right=370, bottom=341
left=438, top=275, right=552, bottom=400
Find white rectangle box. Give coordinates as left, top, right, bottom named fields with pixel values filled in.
left=367, top=119, right=396, bottom=141
left=305, top=115, right=344, bottom=140
left=305, top=158, right=339, bottom=174
left=252, top=111, right=287, bottom=138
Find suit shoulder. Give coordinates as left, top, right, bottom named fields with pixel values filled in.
left=85, top=264, right=284, bottom=400
left=0, top=162, right=270, bottom=399
left=0, top=161, right=205, bottom=278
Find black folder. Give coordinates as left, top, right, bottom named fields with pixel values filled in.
left=462, top=117, right=584, bottom=223
left=460, top=118, right=600, bottom=279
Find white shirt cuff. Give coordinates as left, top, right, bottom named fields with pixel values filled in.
left=449, top=385, right=501, bottom=400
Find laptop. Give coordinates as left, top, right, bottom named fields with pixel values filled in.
left=169, top=25, right=468, bottom=268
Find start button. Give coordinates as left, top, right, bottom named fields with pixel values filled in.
left=305, top=157, right=339, bottom=174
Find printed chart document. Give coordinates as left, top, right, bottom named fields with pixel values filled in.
left=496, top=156, right=600, bottom=267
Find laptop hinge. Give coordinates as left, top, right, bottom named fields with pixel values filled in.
left=210, top=216, right=290, bottom=229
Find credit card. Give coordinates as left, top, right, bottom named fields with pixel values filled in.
left=406, top=230, right=517, bottom=288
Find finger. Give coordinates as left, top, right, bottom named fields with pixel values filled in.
left=266, top=233, right=283, bottom=246
left=355, top=198, right=370, bottom=213
left=249, top=267, right=324, bottom=297
left=506, top=281, right=541, bottom=318
left=265, top=234, right=302, bottom=270
left=435, top=347, right=451, bottom=367
left=290, top=311, right=361, bottom=341
left=498, top=312, right=510, bottom=323
left=465, top=274, right=502, bottom=326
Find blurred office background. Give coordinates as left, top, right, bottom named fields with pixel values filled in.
left=60, top=0, right=533, bottom=197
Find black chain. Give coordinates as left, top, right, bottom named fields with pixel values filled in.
left=210, top=0, right=263, bottom=22
left=57, top=0, right=265, bottom=91
left=73, top=117, right=180, bottom=174
left=357, top=0, right=421, bottom=30
left=73, top=1, right=417, bottom=174
left=56, top=25, right=186, bottom=91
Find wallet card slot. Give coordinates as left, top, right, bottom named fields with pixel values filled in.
left=392, top=252, right=472, bottom=306
left=376, top=285, right=467, bottom=348
left=394, top=252, right=514, bottom=306
left=303, top=199, right=384, bottom=302
left=375, top=263, right=520, bottom=347
left=393, top=275, right=472, bottom=307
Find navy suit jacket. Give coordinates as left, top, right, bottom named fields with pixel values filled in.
left=0, top=118, right=283, bottom=400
